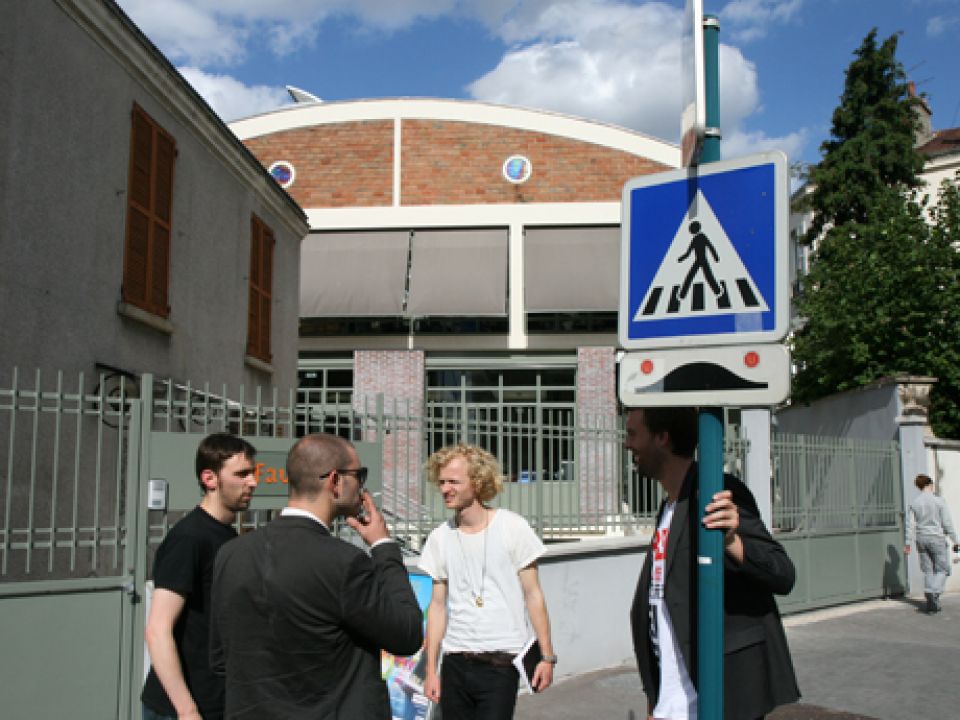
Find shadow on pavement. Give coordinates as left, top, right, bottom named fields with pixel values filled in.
left=771, top=704, right=878, bottom=720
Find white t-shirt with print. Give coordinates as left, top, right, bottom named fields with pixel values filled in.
left=649, top=501, right=698, bottom=720
left=418, top=508, right=545, bottom=653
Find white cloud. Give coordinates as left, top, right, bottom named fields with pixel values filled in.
left=926, top=14, right=960, bottom=37
left=178, top=67, right=291, bottom=121
left=118, top=1, right=778, bottom=148
left=118, top=0, right=462, bottom=65
left=468, top=2, right=763, bottom=144
left=721, top=127, right=808, bottom=163
left=719, top=0, right=803, bottom=43
left=119, top=0, right=249, bottom=66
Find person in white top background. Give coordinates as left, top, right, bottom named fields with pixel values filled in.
left=419, top=443, right=556, bottom=719
left=904, top=473, right=959, bottom=614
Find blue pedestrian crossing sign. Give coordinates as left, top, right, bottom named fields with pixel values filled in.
left=619, top=151, right=789, bottom=349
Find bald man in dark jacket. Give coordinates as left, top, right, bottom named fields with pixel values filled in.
left=211, top=433, right=422, bottom=719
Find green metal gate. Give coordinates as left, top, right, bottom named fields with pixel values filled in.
left=0, top=368, right=144, bottom=719
left=773, top=434, right=905, bottom=613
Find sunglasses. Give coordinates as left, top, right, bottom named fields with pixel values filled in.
left=322, top=466, right=368, bottom=487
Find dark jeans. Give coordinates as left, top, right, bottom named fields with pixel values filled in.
left=441, top=652, right=520, bottom=720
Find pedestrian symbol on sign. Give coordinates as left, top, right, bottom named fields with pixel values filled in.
left=679, top=221, right=720, bottom=300
left=633, top=190, right=768, bottom=322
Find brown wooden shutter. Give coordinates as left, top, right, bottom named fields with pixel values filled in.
left=260, top=226, right=274, bottom=361
left=247, top=216, right=262, bottom=357
left=122, top=104, right=175, bottom=318
left=247, top=215, right=274, bottom=363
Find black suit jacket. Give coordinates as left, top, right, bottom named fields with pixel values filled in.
left=630, top=466, right=800, bottom=720
left=210, top=516, right=423, bottom=719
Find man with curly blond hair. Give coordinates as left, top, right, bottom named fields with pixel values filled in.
left=418, top=443, right=556, bottom=719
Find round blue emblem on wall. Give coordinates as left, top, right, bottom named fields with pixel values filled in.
left=502, top=155, right=532, bottom=184
left=268, top=161, right=296, bottom=188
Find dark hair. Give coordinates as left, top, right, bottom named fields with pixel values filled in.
left=640, top=407, right=699, bottom=458
left=915, top=473, right=933, bottom=490
left=195, top=433, right=256, bottom=490
left=286, top=433, right=353, bottom=500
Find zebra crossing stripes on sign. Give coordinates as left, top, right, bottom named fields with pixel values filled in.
left=619, top=151, right=789, bottom=350
left=635, top=190, right=768, bottom=321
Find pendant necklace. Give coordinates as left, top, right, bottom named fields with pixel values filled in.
left=456, top=508, right=489, bottom=608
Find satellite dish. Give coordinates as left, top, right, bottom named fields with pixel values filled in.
left=286, top=86, right=322, bottom=104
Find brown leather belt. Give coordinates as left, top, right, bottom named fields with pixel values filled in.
left=447, top=651, right=515, bottom=667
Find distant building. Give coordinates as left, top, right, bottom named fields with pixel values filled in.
left=230, top=98, right=679, bottom=425
left=0, top=0, right=309, bottom=396
left=230, top=98, right=680, bottom=510
left=912, top=84, right=960, bottom=209
left=917, top=128, right=960, bottom=206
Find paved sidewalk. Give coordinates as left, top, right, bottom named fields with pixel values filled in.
left=515, top=593, right=959, bottom=720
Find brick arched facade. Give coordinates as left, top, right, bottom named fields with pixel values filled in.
left=240, top=108, right=672, bottom=208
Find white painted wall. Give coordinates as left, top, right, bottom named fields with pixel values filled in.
left=537, top=539, right=646, bottom=679
left=775, top=380, right=900, bottom=442
left=927, top=441, right=960, bottom=593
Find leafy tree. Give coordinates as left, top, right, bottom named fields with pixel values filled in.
left=792, top=30, right=960, bottom=437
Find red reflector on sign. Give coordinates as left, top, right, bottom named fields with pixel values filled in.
left=744, top=351, right=760, bottom=368
left=641, top=359, right=655, bottom=374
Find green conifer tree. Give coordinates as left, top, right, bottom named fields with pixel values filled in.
left=792, top=30, right=960, bottom=437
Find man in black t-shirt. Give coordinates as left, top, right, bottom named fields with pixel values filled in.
left=141, top=433, right=257, bottom=720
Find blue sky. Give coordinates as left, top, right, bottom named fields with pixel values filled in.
left=117, top=0, right=960, bottom=167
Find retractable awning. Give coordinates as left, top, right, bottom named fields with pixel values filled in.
left=406, top=229, right=509, bottom=316
left=300, top=231, right=409, bottom=317
left=524, top=226, right=620, bottom=312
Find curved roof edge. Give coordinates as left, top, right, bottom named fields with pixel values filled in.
left=229, top=98, right=680, bottom=168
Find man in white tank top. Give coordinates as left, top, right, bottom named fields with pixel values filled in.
left=418, top=443, right=557, bottom=719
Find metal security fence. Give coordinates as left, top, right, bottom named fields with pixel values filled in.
left=0, top=366, right=773, bottom=574
left=0, top=368, right=136, bottom=582
left=141, top=379, right=755, bottom=544
left=134, top=377, right=637, bottom=543
left=771, top=433, right=904, bottom=613
left=345, top=394, right=627, bottom=543
left=772, top=434, right=901, bottom=534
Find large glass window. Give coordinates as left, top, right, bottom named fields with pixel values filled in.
left=297, top=363, right=355, bottom=438
left=426, top=364, right=576, bottom=483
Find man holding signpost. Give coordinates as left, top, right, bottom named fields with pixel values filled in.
left=625, top=407, right=799, bottom=720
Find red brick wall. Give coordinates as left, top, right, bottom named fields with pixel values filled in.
left=353, top=350, right=425, bottom=516
left=577, top=346, right=617, bottom=418
left=402, top=120, right=666, bottom=204
left=242, top=119, right=667, bottom=208
left=576, top=347, right=619, bottom=518
left=243, top=121, right=393, bottom=208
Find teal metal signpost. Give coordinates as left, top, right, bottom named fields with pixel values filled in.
left=697, top=13, right=724, bottom=720
left=621, top=8, right=789, bottom=716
